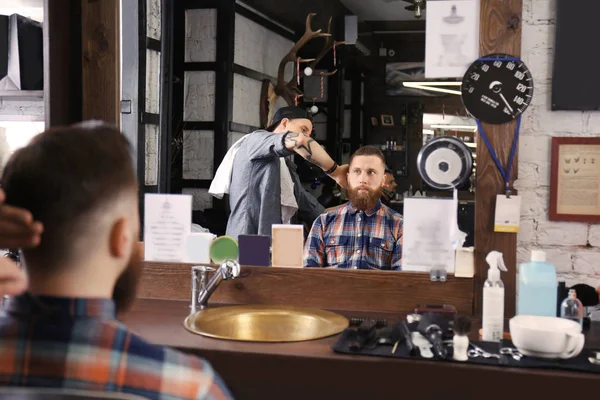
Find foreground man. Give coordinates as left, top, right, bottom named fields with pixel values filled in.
left=225, top=106, right=348, bottom=239
left=0, top=124, right=232, bottom=399
left=304, top=146, right=403, bottom=270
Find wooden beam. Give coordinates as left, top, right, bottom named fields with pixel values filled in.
left=474, top=0, right=523, bottom=318
left=44, top=0, right=82, bottom=126
left=81, top=0, right=120, bottom=125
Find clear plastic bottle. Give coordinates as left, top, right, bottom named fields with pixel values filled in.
left=482, top=251, right=508, bottom=342
left=560, top=289, right=583, bottom=327
left=517, top=250, right=557, bottom=317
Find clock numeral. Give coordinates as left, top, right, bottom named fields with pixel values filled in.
left=506, top=62, right=516, bottom=71
left=513, top=95, right=525, bottom=105
left=468, top=87, right=475, bottom=94
left=493, top=61, right=502, bottom=68
left=471, top=72, right=480, bottom=81
left=514, top=71, right=526, bottom=80
left=481, top=64, right=490, bottom=72
left=516, top=83, right=528, bottom=93
left=503, top=107, right=512, bottom=115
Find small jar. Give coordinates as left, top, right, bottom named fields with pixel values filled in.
left=453, top=334, right=469, bottom=361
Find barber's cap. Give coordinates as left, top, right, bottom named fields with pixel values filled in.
left=266, top=106, right=313, bottom=131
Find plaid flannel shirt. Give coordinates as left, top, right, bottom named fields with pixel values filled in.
left=304, top=201, right=403, bottom=270
left=0, top=294, right=232, bottom=400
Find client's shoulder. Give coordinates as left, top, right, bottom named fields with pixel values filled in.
left=379, top=203, right=404, bottom=222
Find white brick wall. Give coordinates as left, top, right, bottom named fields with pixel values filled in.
left=0, top=99, right=44, bottom=120
left=518, top=0, right=600, bottom=289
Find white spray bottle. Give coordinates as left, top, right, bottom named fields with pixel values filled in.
left=482, top=251, right=508, bottom=342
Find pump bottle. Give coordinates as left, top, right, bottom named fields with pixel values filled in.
left=482, top=251, right=507, bottom=342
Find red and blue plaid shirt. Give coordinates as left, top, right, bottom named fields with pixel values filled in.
left=0, top=294, right=232, bottom=400
left=304, top=201, right=403, bottom=270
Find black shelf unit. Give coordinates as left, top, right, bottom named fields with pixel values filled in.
left=367, top=106, right=409, bottom=177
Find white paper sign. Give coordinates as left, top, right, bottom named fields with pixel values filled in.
left=494, top=195, right=522, bottom=233
left=402, top=198, right=456, bottom=273
left=425, top=0, right=480, bottom=79
left=144, top=194, right=192, bottom=262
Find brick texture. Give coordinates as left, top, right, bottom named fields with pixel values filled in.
left=519, top=0, right=599, bottom=286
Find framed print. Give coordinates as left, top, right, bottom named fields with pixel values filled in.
left=550, top=137, right=600, bottom=222
left=381, top=114, right=394, bottom=126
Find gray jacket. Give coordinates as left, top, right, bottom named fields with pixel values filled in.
left=225, top=130, right=324, bottom=240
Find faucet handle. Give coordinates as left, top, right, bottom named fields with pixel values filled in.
left=220, top=260, right=241, bottom=279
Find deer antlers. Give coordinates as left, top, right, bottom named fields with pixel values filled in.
left=275, top=13, right=338, bottom=106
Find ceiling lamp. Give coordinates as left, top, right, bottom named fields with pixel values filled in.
left=401, top=81, right=462, bottom=95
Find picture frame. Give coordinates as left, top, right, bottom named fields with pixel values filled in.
left=549, top=137, right=600, bottom=222
left=381, top=114, right=394, bottom=126
left=370, top=116, right=378, bottom=126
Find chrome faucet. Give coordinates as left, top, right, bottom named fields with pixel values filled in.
left=191, top=260, right=240, bottom=313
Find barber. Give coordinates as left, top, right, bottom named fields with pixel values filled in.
left=381, top=168, right=398, bottom=207
left=225, top=106, right=348, bottom=239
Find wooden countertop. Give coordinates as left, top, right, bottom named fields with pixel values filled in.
left=123, top=299, right=600, bottom=400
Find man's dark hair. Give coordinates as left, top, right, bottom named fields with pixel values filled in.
left=1, top=123, right=137, bottom=269
left=349, top=145, right=386, bottom=167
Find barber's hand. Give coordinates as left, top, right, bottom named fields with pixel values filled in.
left=0, top=258, right=27, bottom=295
left=328, top=164, right=349, bottom=190
left=0, top=189, right=43, bottom=249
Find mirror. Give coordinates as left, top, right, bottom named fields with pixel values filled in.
left=125, top=0, right=481, bottom=270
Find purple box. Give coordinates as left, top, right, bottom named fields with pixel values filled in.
left=238, top=234, right=271, bottom=267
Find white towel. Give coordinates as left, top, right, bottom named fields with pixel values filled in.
left=208, top=135, right=298, bottom=223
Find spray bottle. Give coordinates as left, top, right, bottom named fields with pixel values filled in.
left=482, top=251, right=508, bottom=342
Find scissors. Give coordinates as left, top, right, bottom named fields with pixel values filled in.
left=467, top=344, right=500, bottom=359
left=500, top=347, right=523, bottom=361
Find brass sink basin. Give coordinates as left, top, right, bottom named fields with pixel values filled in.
left=184, top=304, right=349, bottom=342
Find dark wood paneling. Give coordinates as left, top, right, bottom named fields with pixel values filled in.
left=474, top=0, right=523, bottom=318
left=229, top=122, right=259, bottom=134
left=123, top=299, right=600, bottom=400
left=232, top=64, right=274, bottom=83
left=81, top=0, right=120, bottom=124
left=238, top=0, right=350, bottom=35
left=138, top=263, right=474, bottom=314
left=44, top=0, right=82, bottom=126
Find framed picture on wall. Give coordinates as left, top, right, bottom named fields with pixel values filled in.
left=381, top=115, right=394, bottom=126
left=550, top=136, right=600, bottom=222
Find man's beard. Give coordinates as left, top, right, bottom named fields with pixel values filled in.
left=347, top=185, right=382, bottom=211
left=112, top=242, right=143, bottom=316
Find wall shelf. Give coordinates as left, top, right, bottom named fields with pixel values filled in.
left=0, top=90, right=44, bottom=100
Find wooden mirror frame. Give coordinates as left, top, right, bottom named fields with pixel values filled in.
left=46, top=0, right=522, bottom=318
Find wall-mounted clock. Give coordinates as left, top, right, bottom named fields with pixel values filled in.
left=461, top=53, right=534, bottom=124
left=417, top=136, right=473, bottom=190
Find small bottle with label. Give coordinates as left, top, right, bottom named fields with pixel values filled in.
left=560, top=289, right=584, bottom=327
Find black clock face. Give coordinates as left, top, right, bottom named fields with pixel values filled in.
left=461, top=53, right=534, bottom=124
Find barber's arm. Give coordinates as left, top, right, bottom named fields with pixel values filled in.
left=284, top=132, right=349, bottom=190
left=246, top=130, right=295, bottom=160
left=303, top=217, right=326, bottom=268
